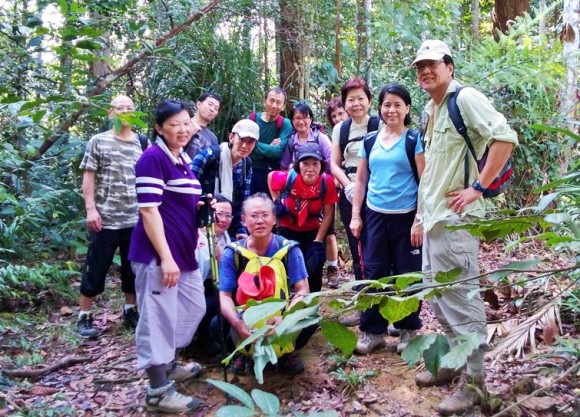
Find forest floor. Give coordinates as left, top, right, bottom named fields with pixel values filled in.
left=0, top=241, right=578, bottom=417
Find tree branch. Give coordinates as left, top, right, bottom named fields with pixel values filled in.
left=3, top=356, right=95, bottom=379
left=35, top=0, right=221, bottom=157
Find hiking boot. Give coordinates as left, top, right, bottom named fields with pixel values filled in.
left=415, top=366, right=465, bottom=387
left=386, top=329, right=417, bottom=354
left=355, top=331, right=386, bottom=355
left=146, top=380, right=200, bottom=413
left=167, top=361, right=202, bottom=382
left=436, top=374, right=487, bottom=416
left=340, top=311, right=360, bottom=327
left=278, top=353, right=304, bottom=374
left=231, top=355, right=250, bottom=376
left=387, top=324, right=401, bottom=336
left=327, top=266, right=339, bottom=289
left=122, top=306, right=139, bottom=329
left=77, top=313, right=98, bottom=339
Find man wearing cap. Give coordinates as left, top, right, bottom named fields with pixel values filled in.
left=185, top=92, right=222, bottom=159
left=77, top=95, right=143, bottom=338
left=411, top=40, right=518, bottom=415
left=191, top=119, right=258, bottom=240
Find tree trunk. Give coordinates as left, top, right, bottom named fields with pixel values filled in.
left=493, top=0, right=530, bottom=40
left=559, top=0, right=580, bottom=175
left=364, top=0, right=371, bottom=82
left=538, top=0, right=546, bottom=36
left=334, top=0, right=341, bottom=77
left=471, top=0, right=480, bottom=42
left=279, top=0, right=303, bottom=101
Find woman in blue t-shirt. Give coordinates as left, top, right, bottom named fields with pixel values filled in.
left=349, top=83, right=425, bottom=356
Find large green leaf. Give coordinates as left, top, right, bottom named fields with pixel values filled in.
left=378, top=296, right=419, bottom=323
left=243, top=301, right=286, bottom=329
left=423, top=334, right=450, bottom=376
left=275, top=304, right=319, bottom=336
left=251, top=388, right=280, bottom=415
left=394, top=273, right=424, bottom=290
left=544, top=212, right=572, bottom=224
left=433, top=268, right=461, bottom=284
left=321, top=319, right=357, bottom=356
left=215, top=405, right=257, bottom=417
left=401, top=333, right=437, bottom=366
left=206, top=379, right=254, bottom=410
left=440, top=333, right=480, bottom=371
left=222, top=326, right=271, bottom=364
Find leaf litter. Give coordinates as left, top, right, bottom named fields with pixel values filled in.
left=0, top=241, right=578, bottom=416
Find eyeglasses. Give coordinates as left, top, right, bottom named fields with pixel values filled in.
left=114, top=106, right=135, bottom=112
left=215, top=211, right=233, bottom=221
left=415, top=59, right=444, bottom=72
left=246, top=212, right=274, bottom=221
left=292, top=116, right=311, bottom=122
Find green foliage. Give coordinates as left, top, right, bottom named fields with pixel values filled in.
left=320, top=319, right=357, bottom=356
left=330, top=368, right=377, bottom=393
left=207, top=379, right=340, bottom=417
left=222, top=299, right=321, bottom=384
left=0, top=263, right=79, bottom=305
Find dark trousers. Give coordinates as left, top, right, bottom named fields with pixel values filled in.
left=80, top=227, right=135, bottom=297
left=277, top=227, right=323, bottom=293
left=338, top=190, right=363, bottom=281
left=250, top=167, right=273, bottom=196
left=359, top=209, right=422, bottom=334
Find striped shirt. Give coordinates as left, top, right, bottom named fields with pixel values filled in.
left=129, top=140, right=202, bottom=270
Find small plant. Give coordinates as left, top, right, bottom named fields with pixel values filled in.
left=207, top=379, right=339, bottom=417
left=327, top=352, right=358, bottom=369
left=330, top=368, right=377, bottom=394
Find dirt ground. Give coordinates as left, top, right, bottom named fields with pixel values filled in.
left=1, top=241, right=578, bottom=416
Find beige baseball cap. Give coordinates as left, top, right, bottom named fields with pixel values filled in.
left=232, top=119, right=260, bottom=140
left=412, top=40, right=452, bottom=66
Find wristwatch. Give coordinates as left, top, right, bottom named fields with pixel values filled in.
left=471, top=179, right=487, bottom=193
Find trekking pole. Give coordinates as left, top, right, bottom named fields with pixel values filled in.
left=199, top=195, right=229, bottom=385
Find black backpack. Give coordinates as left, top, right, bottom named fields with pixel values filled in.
left=362, top=129, right=421, bottom=184
left=205, top=144, right=252, bottom=194
left=446, top=86, right=514, bottom=198
left=339, top=115, right=380, bottom=160
left=138, top=134, right=149, bottom=151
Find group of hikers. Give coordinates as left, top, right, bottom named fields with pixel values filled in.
left=76, top=40, right=518, bottom=415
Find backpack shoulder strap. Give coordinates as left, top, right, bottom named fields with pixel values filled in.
left=271, top=235, right=298, bottom=261
left=367, top=115, right=380, bottom=133
left=405, top=129, right=420, bottom=184
left=242, top=156, right=252, bottom=181
left=447, top=86, right=478, bottom=188
left=281, top=170, right=298, bottom=199
left=339, top=118, right=353, bottom=158
left=228, top=238, right=257, bottom=273
left=209, top=144, right=222, bottom=193
left=249, top=112, right=257, bottom=122
left=363, top=131, right=379, bottom=174
left=138, top=134, right=149, bottom=151
left=320, top=172, right=327, bottom=201
left=275, top=115, right=284, bottom=131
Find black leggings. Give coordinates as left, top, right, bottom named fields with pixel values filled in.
left=338, top=190, right=363, bottom=281
left=277, top=227, right=323, bottom=292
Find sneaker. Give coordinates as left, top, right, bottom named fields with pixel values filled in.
left=231, top=355, right=250, bottom=376
left=278, top=353, right=304, bottom=374
left=436, top=374, right=487, bottom=416
left=340, top=311, right=360, bottom=327
left=77, top=313, right=98, bottom=339
left=167, top=361, right=202, bottom=382
left=386, top=329, right=417, bottom=353
left=327, top=266, right=339, bottom=289
left=355, top=331, right=386, bottom=355
left=387, top=324, right=401, bottom=336
left=415, top=366, right=465, bottom=387
left=146, top=380, right=200, bottom=413
left=122, top=306, right=139, bottom=329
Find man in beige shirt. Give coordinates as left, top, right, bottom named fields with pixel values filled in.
left=412, top=40, right=518, bottom=416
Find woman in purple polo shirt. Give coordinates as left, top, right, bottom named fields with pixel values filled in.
left=128, top=99, right=205, bottom=414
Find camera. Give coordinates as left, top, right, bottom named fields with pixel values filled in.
left=196, top=194, right=213, bottom=228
